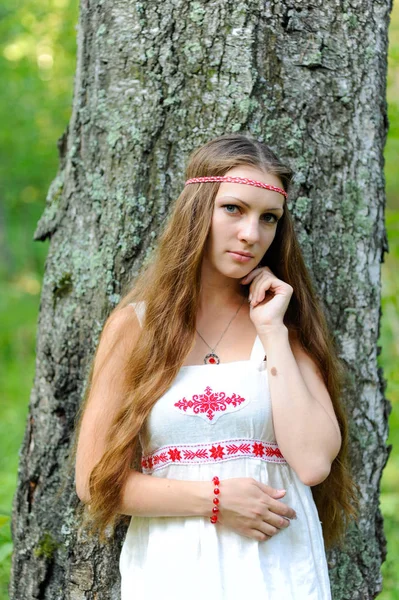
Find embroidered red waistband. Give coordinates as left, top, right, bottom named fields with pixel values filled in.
left=141, top=438, right=287, bottom=473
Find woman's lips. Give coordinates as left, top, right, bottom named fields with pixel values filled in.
left=227, top=251, right=253, bottom=263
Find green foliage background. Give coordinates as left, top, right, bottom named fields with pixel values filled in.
left=0, top=0, right=398, bottom=598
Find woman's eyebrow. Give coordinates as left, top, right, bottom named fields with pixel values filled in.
left=219, top=195, right=284, bottom=212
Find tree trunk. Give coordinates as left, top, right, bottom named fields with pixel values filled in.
left=10, top=0, right=392, bottom=598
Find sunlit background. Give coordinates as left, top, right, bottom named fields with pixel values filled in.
left=0, top=0, right=398, bottom=597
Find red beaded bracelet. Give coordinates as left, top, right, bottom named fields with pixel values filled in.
left=210, top=476, right=220, bottom=524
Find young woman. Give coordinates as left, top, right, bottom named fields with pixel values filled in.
left=74, top=133, right=357, bottom=599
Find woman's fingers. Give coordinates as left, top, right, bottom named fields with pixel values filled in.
left=251, top=276, right=272, bottom=305
left=240, top=267, right=265, bottom=284
left=247, top=509, right=292, bottom=542
left=250, top=530, right=272, bottom=542
left=255, top=482, right=297, bottom=520
left=256, top=524, right=279, bottom=539
left=217, top=478, right=296, bottom=542
left=245, top=271, right=275, bottom=305
left=267, top=497, right=297, bottom=520
left=264, top=511, right=291, bottom=530
left=248, top=517, right=287, bottom=542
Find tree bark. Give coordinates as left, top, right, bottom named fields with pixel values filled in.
left=10, top=0, right=392, bottom=598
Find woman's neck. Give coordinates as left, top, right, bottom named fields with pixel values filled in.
left=198, top=257, right=249, bottom=311
left=199, top=279, right=247, bottom=314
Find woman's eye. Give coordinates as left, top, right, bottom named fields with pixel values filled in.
left=223, top=204, right=239, bottom=214
left=261, top=213, right=278, bottom=223
left=222, top=205, right=278, bottom=223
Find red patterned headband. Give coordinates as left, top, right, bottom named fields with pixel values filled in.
left=184, top=176, right=287, bottom=199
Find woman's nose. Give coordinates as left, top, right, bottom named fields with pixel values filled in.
left=237, top=218, right=260, bottom=244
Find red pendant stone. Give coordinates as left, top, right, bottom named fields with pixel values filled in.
left=213, top=498, right=219, bottom=505
left=214, top=487, right=220, bottom=494
left=212, top=476, right=220, bottom=485
left=212, top=506, right=219, bottom=513
left=204, top=353, right=220, bottom=364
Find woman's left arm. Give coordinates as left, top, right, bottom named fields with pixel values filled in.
left=259, top=325, right=342, bottom=487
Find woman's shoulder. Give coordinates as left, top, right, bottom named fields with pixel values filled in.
left=102, top=303, right=143, bottom=343
left=126, top=301, right=146, bottom=328
left=90, top=305, right=142, bottom=384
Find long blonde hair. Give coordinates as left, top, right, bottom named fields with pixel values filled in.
left=71, top=133, right=358, bottom=548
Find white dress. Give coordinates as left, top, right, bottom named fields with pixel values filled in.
left=119, top=302, right=332, bottom=600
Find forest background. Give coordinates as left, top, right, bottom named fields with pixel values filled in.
left=0, top=0, right=398, bottom=598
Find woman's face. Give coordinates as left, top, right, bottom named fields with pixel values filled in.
left=203, top=165, right=285, bottom=279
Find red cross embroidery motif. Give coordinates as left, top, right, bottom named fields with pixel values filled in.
left=253, top=442, right=265, bottom=457
left=174, top=385, right=248, bottom=423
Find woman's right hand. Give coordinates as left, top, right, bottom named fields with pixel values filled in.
left=215, top=477, right=297, bottom=541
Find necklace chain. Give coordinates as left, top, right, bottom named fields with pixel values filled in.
left=196, top=297, right=246, bottom=359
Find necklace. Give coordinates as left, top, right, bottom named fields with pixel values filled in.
left=196, top=296, right=246, bottom=364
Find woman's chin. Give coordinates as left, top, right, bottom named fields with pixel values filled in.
left=217, top=265, right=254, bottom=280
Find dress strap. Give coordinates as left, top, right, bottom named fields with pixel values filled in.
left=250, top=335, right=267, bottom=363
left=128, top=301, right=146, bottom=328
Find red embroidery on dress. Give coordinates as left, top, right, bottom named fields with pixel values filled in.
left=152, top=453, right=168, bottom=466
left=210, top=444, right=225, bottom=459
left=265, top=446, right=284, bottom=459
left=174, top=385, right=247, bottom=422
left=141, top=438, right=287, bottom=473
left=168, top=448, right=182, bottom=461
left=183, top=448, right=208, bottom=460
left=253, top=442, right=265, bottom=457
left=227, top=442, right=251, bottom=455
